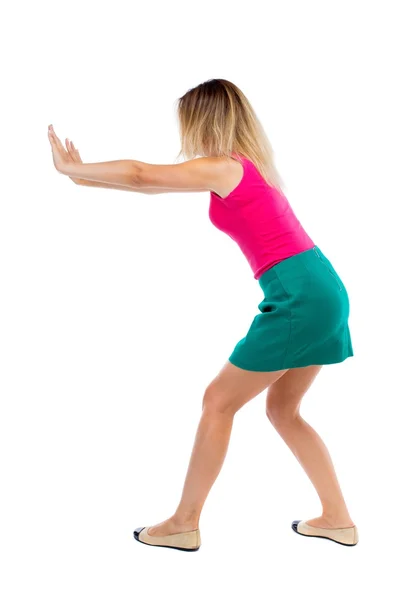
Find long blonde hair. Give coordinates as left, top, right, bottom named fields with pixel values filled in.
left=175, top=78, right=285, bottom=192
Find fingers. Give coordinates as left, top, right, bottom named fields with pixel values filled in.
left=48, top=124, right=68, bottom=156
left=48, top=125, right=82, bottom=164
left=48, top=124, right=57, bottom=145
left=54, top=131, right=66, bottom=154
left=66, top=138, right=83, bottom=163
left=74, top=145, right=83, bottom=163
left=48, top=125, right=57, bottom=147
left=66, top=138, right=75, bottom=161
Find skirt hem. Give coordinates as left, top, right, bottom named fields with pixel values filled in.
left=228, top=354, right=353, bottom=373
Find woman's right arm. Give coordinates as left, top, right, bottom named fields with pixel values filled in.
left=73, top=179, right=162, bottom=194
left=74, top=179, right=201, bottom=194
left=68, top=141, right=199, bottom=194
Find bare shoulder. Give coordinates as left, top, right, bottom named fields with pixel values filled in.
left=208, top=156, right=244, bottom=198
left=182, top=156, right=244, bottom=197
left=188, top=156, right=244, bottom=197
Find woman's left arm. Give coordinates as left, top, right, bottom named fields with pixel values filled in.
left=61, top=157, right=223, bottom=193
left=61, top=158, right=143, bottom=187
left=48, top=125, right=225, bottom=194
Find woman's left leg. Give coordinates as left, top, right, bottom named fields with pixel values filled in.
left=266, top=365, right=355, bottom=528
left=147, top=361, right=288, bottom=537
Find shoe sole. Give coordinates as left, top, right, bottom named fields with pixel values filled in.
left=133, top=530, right=200, bottom=552
left=291, top=523, right=358, bottom=546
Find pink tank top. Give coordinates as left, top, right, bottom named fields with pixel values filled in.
left=208, top=155, right=315, bottom=279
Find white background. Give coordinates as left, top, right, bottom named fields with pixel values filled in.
left=1, top=0, right=406, bottom=598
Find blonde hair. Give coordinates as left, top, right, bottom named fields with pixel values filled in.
left=175, top=78, right=285, bottom=192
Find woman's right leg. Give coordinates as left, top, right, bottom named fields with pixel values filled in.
left=266, top=365, right=355, bottom=528
left=146, top=361, right=287, bottom=538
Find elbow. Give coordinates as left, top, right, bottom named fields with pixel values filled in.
left=130, top=162, right=147, bottom=188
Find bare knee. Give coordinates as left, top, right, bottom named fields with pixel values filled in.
left=266, top=393, right=301, bottom=429
left=202, top=382, right=240, bottom=416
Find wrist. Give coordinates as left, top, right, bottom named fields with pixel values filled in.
left=60, top=162, right=75, bottom=176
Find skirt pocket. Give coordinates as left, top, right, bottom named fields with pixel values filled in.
left=313, top=247, right=343, bottom=291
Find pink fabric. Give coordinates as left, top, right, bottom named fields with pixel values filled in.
left=208, top=155, right=315, bottom=279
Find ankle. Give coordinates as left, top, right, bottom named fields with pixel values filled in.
left=321, top=511, right=355, bottom=528
left=172, top=510, right=200, bottom=529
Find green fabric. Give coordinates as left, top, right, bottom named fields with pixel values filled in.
left=228, top=246, right=353, bottom=372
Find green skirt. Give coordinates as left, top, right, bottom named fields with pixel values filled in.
left=228, top=246, right=353, bottom=372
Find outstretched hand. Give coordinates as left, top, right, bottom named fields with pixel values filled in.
left=48, top=125, right=69, bottom=172
left=48, top=124, right=85, bottom=183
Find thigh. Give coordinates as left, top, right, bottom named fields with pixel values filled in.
left=266, top=365, right=323, bottom=417
left=204, top=361, right=288, bottom=414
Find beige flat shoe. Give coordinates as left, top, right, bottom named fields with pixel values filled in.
left=292, top=520, right=359, bottom=546
left=133, top=526, right=201, bottom=551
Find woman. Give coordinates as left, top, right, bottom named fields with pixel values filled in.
left=48, top=78, right=358, bottom=551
